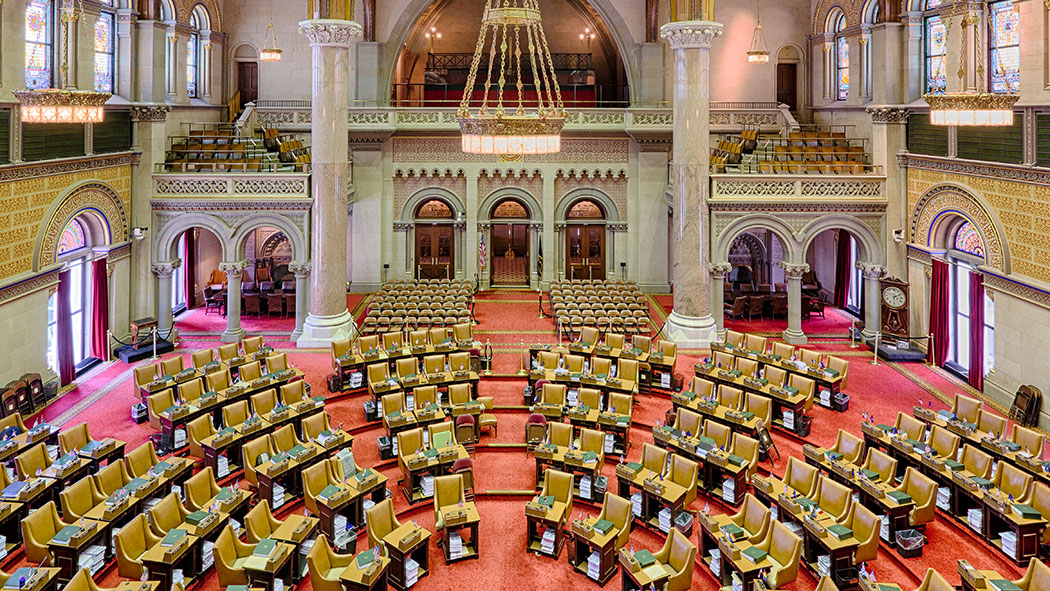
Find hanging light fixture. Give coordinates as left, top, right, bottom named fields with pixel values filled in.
left=457, top=0, right=567, bottom=155
left=924, top=2, right=1017, bottom=126
left=260, top=0, right=283, bottom=62
left=16, top=0, right=109, bottom=123
left=747, top=0, right=769, bottom=63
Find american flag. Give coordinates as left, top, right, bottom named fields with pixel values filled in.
left=478, top=233, right=487, bottom=269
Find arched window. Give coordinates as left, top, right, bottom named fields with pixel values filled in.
left=953, top=221, right=985, bottom=256
left=492, top=199, right=529, bottom=219
left=567, top=199, right=605, bottom=219
left=415, top=199, right=454, bottom=219
left=48, top=217, right=96, bottom=372
left=57, top=219, right=87, bottom=255
left=25, top=0, right=54, bottom=90
left=94, top=1, right=116, bottom=93
left=988, top=0, right=1020, bottom=93
left=187, top=9, right=203, bottom=98
left=948, top=220, right=994, bottom=373
left=833, top=13, right=849, bottom=100
left=923, top=0, right=946, bottom=94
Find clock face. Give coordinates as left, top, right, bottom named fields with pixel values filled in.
left=883, top=286, right=907, bottom=308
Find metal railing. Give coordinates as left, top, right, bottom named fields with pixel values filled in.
left=390, top=83, right=630, bottom=109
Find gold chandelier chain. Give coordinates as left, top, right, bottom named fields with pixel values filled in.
left=533, top=15, right=565, bottom=113
left=513, top=26, right=525, bottom=116
left=458, top=0, right=493, bottom=116
left=524, top=21, right=549, bottom=115
left=496, top=23, right=509, bottom=116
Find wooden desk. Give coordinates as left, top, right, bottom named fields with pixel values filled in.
left=615, top=464, right=688, bottom=534
left=243, top=542, right=296, bottom=591
left=1, top=567, right=60, bottom=591
left=439, top=503, right=480, bottom=565
left=400, top=445, right=468, bottom=505
left=982, top=490, right=1046, bottom=565
left=527, top=369, right=637, bottom=398
left=314, top=484, right=360, bottom=551
left=0, top=501, right=24, bottom=555
left=693, top=363, right=809, bottom=435
left=82, top=494, right=141, bottom=549
left=533, top=445, right=602, bottom=503
left=47, top=520, right=111, bottom=584
left=41, top=457, right=92, bottom=489
left=567, top=410, right=631, bottom=458
left=567, top=518, right=619, bottom=585
left=799, top=509, right=860, bottom=586
left=140, top=532, right=202, bottom=591
left=618, top=549, right=676, bottom=591
left=194, top=487, right=252, bottom=522
left=370, top=369, right=480, bottom=404
left=525, top=502, right=566, bottom=558
left=78, top=438, right=126, bottom=473
left=179, top=509, right=226, bottom=543
left=0, top=477, right=55, bottom=510
left=269, top=515, right=318, bottom=582
left=709, top=341, right=844, bottom=395
left=957, top=561, right=1015, bottom=591
left=339, top=553, right=389, bottom=591
left=382, top=522, right=430, bottom=591
left=669, top=391, right=762, bottom=438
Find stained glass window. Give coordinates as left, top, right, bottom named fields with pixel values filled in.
left=989, top=1, right=1020, bottom=93
left=57, top=219, right=87, bottom=255
left=954, top=221, right=985, bottom=257
left=94, top=11, right=115, bottom=93
left=924, top=15, right=947, bottom=94
left=25, top=0, right=53, bottom=90
left=187, top=12, right=201, bottom=98
left=834, top=14, right=849, bottom=101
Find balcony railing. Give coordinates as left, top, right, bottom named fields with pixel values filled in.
left=152, top=171, right=313, bottom=199
left=709, top=173, right=886, bottom=200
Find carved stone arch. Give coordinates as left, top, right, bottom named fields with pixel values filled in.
left=813, top=0, right=859, bottom=34
left=36, top=181, right=128, bottom=270
left=153, top=212, right=232, bottom=263
left=180, top=0, right=221, bottom=31
left=479, top=187, right=542, bottom=223
left=730, top=232, right=768, bottom=262
left=260, top=232, right=290, bottom=259
left=232, top=43, right=259, bottom=60
left=556, top=188, right=621, bottom=223
left=231, top=213, right=308, bottom=264
left=800, top=215, right=884, bottom=265
left=861, top=0, right=879, bottom=23
left=400, top=187, right=465, bottom=223
left=911, top=183, right=1010, bottom=273
left=715, top=215, right=801, bottom=264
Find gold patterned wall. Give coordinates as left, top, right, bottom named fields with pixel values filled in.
left=0, top=165, right=131, bottom=281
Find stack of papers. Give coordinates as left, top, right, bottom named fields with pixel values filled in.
left=660, top=373, right=671, bottom=388
left=731, top=573, right=743, bottom=591
left=587, top=551, right=601, bottom=580
left=722, top=478, right=737, bottom=504
left=817, top=554, right=831, bottom=577
left=229, top=518, right=243, bottom=538
left=362, top=499, right=376, bottom=526
left=658, top=507, right=672, bottom=533
left=783, top=410, right=795, bottom=430
left=709, top=549, right=721, bottom=578
left=273, top=579, right=284, bottom=591
left=422, top=431, right=430, bottom=447
left=333, top=516, right=354, bottom=550
left=171, top=569, right=184, bottom=591
left=579, top=476, right=592, bottom=499
left=405, top=557, right=420, bottom=588
left=967, top=508, right=983, bottom=533
left=820, top=390, right=832, bottom=407
left=540, top=527, right=556, bottom=555
left=784, top=521, right=804, bottom=537
left=879, top=515, right=889, bottom=541
left=449, top=532, right=463, bottom=559
left=217, top=455, right=230, bottom=478
left=79, top=544, right=106, bottom=575
left=604, top=434, right=615, bottom=454
left=421, top=476, right=434, bottom=498
left=405, top=394, right=415, bottom=411
left=567, top=389, right=578, bottom=407
left=0, top=536, right=8, bottom=561
left=300, top=539, right=315, bottom=557
left=173, top=428, right=187, bottom=449
left=46, top=445, right=58, bottom=461
left=391, top=436, right=399, bottom=456
left=272, top=483, right=286, bottom=509
left=1000, top=531, right=1017, bottom=557
left=936, top=486, right=951, bottom=511
left=770, top=504, right=778, bottom=522
left=202, top=541, right=215, bottom=570
left=348, top=372, right=363, bottom=389
left=631, top=492, right=642, bottom=517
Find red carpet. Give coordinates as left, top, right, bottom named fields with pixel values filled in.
left=32, top=288, right=1034, bottom=590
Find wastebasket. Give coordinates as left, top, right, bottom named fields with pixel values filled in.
left=896, top=529, right=924, bottom=558
left=674, top=512, right=694, bottom=536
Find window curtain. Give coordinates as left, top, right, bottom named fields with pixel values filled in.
left=928, top=258, right=950, bottom=366
left=184, top=231, right=196, bottom=308
left=56, top=270, right=75, bottom=386
left=833, top=231, right=851, bottom=309
left=89, top=258, right=109, bottom=361
left=968, top=271, right=985, bottom=390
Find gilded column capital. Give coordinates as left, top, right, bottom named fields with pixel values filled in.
left=778, top=261, right=810, bottom=280
left=659, top=20, right=723, bottom=49
left=151, top=261, right=180, bottom=277
left=289, top=263, right=312, bottom=277
left=709, top=262, right=732, bottom=278
left=856, top=262, right=887, bottom=279
left=298, top=19, right=363, bottom=47
left=867, top=107, right=910, bottom=124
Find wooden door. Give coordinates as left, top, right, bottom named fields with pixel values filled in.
left=415, top=225, right=454, bottom=279
left=566, top=225, right=605, bottom=280
left=776, top=63, right=797, bottom=111
left=237, top=62, right=259, bottom=108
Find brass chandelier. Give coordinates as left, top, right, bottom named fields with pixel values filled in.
left=747, top=0, right=769, bottom=63
left=457, top=0, right=567, bottom=155
left=260, top=0, right=283, bottom=62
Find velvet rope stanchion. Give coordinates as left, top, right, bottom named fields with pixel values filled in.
left=869, top=331, right=882, bottom=366
left=849, top=320, right=858, bottom=348
left=517, top=339, right=527, bottom=376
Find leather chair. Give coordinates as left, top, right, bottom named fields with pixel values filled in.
left=772, top=342, right=794, bottom=359
left=789, top=374, right=816, bottom=412
left=60, top=475, right=104, bottom=520
left=718, top=385, right=744, bottom=410
left=22, top=501, right=64, bottom=565
left=478, top=396, right=497, bottom=437
left=115, top=514, right=160, bottom=579
left=359, top=335, right=380, bottom=354
left=728, top=493, right=771, bottom=543
left=239, top=361, right=263, bottom=382
left=206, top=368, right=232, bottom=392
left=251, top=388, right=278, bottom=416
left=928, top=425, right=960, bottom=459
left=675, top=409, right=702, bottom=437
left=563, top=354, right=585, bottom=373
left=414, top=385, right=439, bottom=410
left=408, top=330, right=427, bottom=347
left=596, top=492, right=632, bottom=550
left=449, top=352, right=470, bottom=372
left=605, top=333, right=625, bottom=350
left=539, top=469, right=573, bottom=528
left=689, top=377, right=715, bottom=399
left=306, top=535, right=354, bottom=591
left=579, top=428, right=605, bottom=471
left=619, top=359, right=639, bottom=385
left=703, top=420, right=732, bottom=451
left=754, top=520, right=802, bottom=589
left=217, top=343, right=239, bottom=363
left=525, top=414, right=547, bottom=450
left=860, top=448, right=897, bottom=484
left=538, top=351, right=559, bottom=370
left=242, top=336, right=264, bottom=355
left=15, top=443, right=50, bottom=480
left=669, top=454, right=699, bottom=507
left=428, top=422, right=456, bottom=448
left=365, top=499, right=401, bottom=556
left=65, top=568, right=130, bottom=591
left=815, top=476, right=852, bottom=521
left=952, top=393, right=984, bottom=424
left=800, top=349, right=823, bottom=367
left=187, top=415, right=215, bottom=460
left=146, top=389, right=175, bottom=430
left=178, top=378, right=204, bottom=405
left=840, top=502, right=879, bottom=565
left=1013, top=556, right=1050, bottom=591
left=124, top=442, right=165, bottom=479
left=815, top=576, right=841, bottom=591
left=784, top=456, right=820, bottom=498
left=401, top=357, right=424, bottom=381
left=591, top=357, right=612, bottom=376
left=977, top=411, right=1007, bottom=438
left=895, top=467, right=937, bottom=527
left=59, top=422, right=93, bottom=455
left=725, top=330, right=745, bottom=347
left=223, top=401, right=250, bottom=428
left=133, top=363, right=159, bottom=391
left=433, top=474, right=467, bottom=531
left=731, top=432, right=760, bottom=479
left=994, top=462, right=1034, bottom=503
left=960, top=444, right=993, bottom=479
left=147, top=492, right=190, bottom=537
left=658, top=340, right=678, bottom=365
left=0, top=413, right=26, bottom=435
left=242, top=434, right=275, bottom=489
left=548, top=422, right=573, bottom=448
left=608, top=392, right=632, bottom=417
left=302, top=412, right=333, bottom=442
left=448, top=383, right=471, bottom=407
left=265, top=353, right=289, bottom=373
left=382, top=332, right=403, bottom=350
left=280, top=381, right=307, bottom=406
left=744, top=393, right=773, bottom=427
left=160, top=356, right=184, bottom=376
left=302, top=460, right=339, bottom=516
left=367, top=363, right=391, bottom=390
left=827, top=356, right=849, bottom=390
left=745, top=334, right=768, bottom=353
left=272, top=424, right=308, bottom=454
left=830, top=429, right=865, bottom=465
left=894, top=412, right=926, bottom=442
left=540, top=383, right=567, bottom=406
left=579, top=326, right=599, bottom=346
left=192, top=349, right=215, bottom=369
left=244, top=500, right=283, bottom=543
left=1029, top=482, right=1050, bottom=547
left=94, top=461, right=132, bottom=497
left=381, top=393, right=404, bottom=429
left=764, top=366, right=788, bottom=387
left=1012, top=425, right=1046, bottom=457
left=650, top=528, right=696, bottom=591
left=640, top=444, right=668, bottom=475
left=214, top=524, right=252, bottom=586
left=736, top=358, right=759, bottom=377
left=397, top=428, right=425, bottom=482
left=183, top=466, right=222, bottom=511
left=915, top=568, right=954, bottom=591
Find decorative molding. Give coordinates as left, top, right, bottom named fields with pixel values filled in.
left=129, top=104, right=171, bottom=122
left=907, top=245, right=934, bottom=266
left=153, top=174, right=310, bottom=199
left=983, top=271, right=1050, bottom=311
left=218, top=260, right=249, bottom=276
left=0, top=268, right=61, bottom=306
left=393, top=222, right=414, bottom=231
left=708, top=201, right=886, bottom=214
left=779, top=261, right=810, bottom=279
left=709, top=262, right=732, bottom=278
left=659, top=21, right=724, bottom=49
left=712, top=177, right=885, bottom=200
left=867, top=107, right=910, bottom=124
left=104, top=242, right=132, bottom=262
left=38, top=182, right=129, bottom=269
left=288, top=263, right=312, bottom=277
left=856, top=262, right=886, bottom=279
left=910, top=184, right=1007, bottom=273
left=150, top=199, right=312, bottom=211
left=899, top=153, right=1050, bottom=186
left=151, top=261, right=179, bottom=277
left=0, top=153, right=138, bottom=182
left=297, top=19, right=363, bottom=47
left=608, top=223, right=628, bottom=232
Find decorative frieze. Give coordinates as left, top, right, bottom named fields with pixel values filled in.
left=0, top=268, right=61, bottom=306
left=900, top=153, right=1050, bottom=187
left=130, top=104, right=171, bottom=122
left=867, top=107, right=910, bottom=124
left=0, top=153, right=137, bottom=182
left=298, top=19, right=363, bottom=47
left=660, top=21, right=724, bottom=49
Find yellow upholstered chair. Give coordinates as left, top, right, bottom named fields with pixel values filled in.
left=689, top=377, right=715, bottom=399
left=729, top=493, right=771, bottom=544
left=674, top=408, right=702, bottom=436
left=192, top=349, right=215, bottom=369
left=659, top=340, right=677, bottom=364
left=302, top=460, right=339, bottom=516
left=382, top=332, right=403, bottom=350
left=60, top=475, right=104, bottom=520
left=540, top=469, right=574, bottom=528
left=650, top=528, right=696, bottom=591
left=58, top=422, right=92, bottom=455
left=251, top=388, right=278, bottom=416
left=860, top=448, right=898, bottom=485
left=331, top=338, right=351, bottom=365
left=784, top=456, right=819, bottom=498
left=302, top=412, right=333, bottom=442
left=731, top=432, right=760, bottom=479
left=114, top=514, right=160, bottom=579
left=928, top=425, right=960, bottom=459
left=146, top=389, right=175, bottom=430
left=745, top=334, right=768, bottom=353
left=605, top=333, right=625, bottom=350
left=1012, top=425, right=1046, bottom=458
left=223, top=400, right=250, bottom=428
left=618, top=359, right=639, bottom=385
left=725, top=330, right=745, bottom=347
left=15, top=443, right=50, bottom=480
left=94, top=461, right=132, bottom=497
left=183, top=466, right=222, bottom=511
left=22, top=501, right=64, bottom=565
left=239, top=361, right=262, bottom=382
left=703, top=420, right=732, bottom=451
left=608, top=392, right=632, bottom=417
left=772, top=342, right=794, bottom=359
left=548, top=422, right=573, bottom=447
left=579, top=428, right=605, bottom=471
left=449, top=352, right=470, bottom=372
left=800, top=349, right=822, bottom=367
left=433, top=474, right=467, bottom=531
left=478, top=396, right=498, bottom=437
left=244, top=500, right=283, bottom=544
left=133, top=363, right=159, bottom=390
left=631, top=335, right=651, bottom=352
left=830, top=429, right=865, bottom=465
left=735, top=358, right=759, bottom=377
left=242, top=336, right=264, bottom=355
left=538, top=351, right=559, bottom=370
left=640, top=443, right=668, bottom=475
left=124, top=441, right=165, bottom=479
left=397, top=428, right=425, bottom=481
left=214, top=524, right=252, bottom=586
left=0, top=413, right=27, bottom=434
left=597, top=492, right=632, bottom=550
left=564, top=354, right=585, bottom=373
left=745, top=393, right=773, bottom=427
left=243, top=434, right=276, bottom=488
left=755, top=520, right=802, bottom=589
left=365, top=499, right=401, bottom=556
left=413, top=385, right=439, bottom=410
left=359, top=335, right=380, bottom=354
left=280, top=380, right=307, bottom=406
left=579, top=326, right=599, bottom=346
left=206, top=369, right=232, bottom=392
left=895, top=467, right=937, bottom=527
left=367, top=363, right=391, bottom=389
left=1029, top=483, right=1050, bottom=546
left=306, top=535, right=354, bottom=591
left=217, top=344, right=239, bottom=363
left=177, top=378, right=204, bottom=404
left=960, top=444, right=993, bottom=479
left=160, top=356, right=184, bottom=376
left=827, top=356, right=849, bottom=390
left=448, top=383, right=471, bottom=406
left=765, top=366, right=788, bottom=387
left=894, top=412, right=926, bottom=442
left=591, top=357, right=612, bottom=376
left=915, top=569, right=955, bottom=591
left=994, top=462, right=1034, bottom=503
left=265, top=353, right=289, bottom=373
left=669, top=454, right=699, bottom=507
left=408, top=330, right=427, bottom=347
left=815, top=576, right=841, bottom=591
left=952, top=394, right=983, bottom=424
left=147, top=492, right=189, bottom=536
left=815, top=476, right=852, bottom=521
left=65, top=568, right=123, bottom=591
left=977, top=411, right=1007, bottom=438
left=718, top=385, right=744, bottom=410
left=1013, top=556, right=1050, bottom=591
left=381, top=393, right=405, bottom=429
left=187, top=414, right=215, bottom=460
left=453, top=322, right=473, bottom=342
left=397, top=358, right=419, bottom=381
left=789, top=374, right=816, bottom=412
left=540, top=383, right=567, bottom=406
left=428, top=421, right=456, bottom=448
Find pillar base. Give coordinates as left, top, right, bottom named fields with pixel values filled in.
left=782, top=328, right=808, bottom=345
left=221, top=327, right=245, bottom=343
left=663, top=311, right=717, bottom=348
left=296, top=310, right=357, bottom=348
left=290, top=328, right=304, bottom=342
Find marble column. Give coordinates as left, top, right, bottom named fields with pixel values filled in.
left=221, top=261, right=247, bottom=343
left=152, top=261, right=179, bottom=339
left=165, top=28, right=177, bottom=100
left=296, top=19, right=362, bottom=347
left=709, top=263, right=732, bottom=340
left=858, top=262, right=886, bottom=338
left=62, top=1, right=79, bottom=88
left=868, top=107, right=910, bottom=278
left=130, top=105, right=170, bottom=319
left=660, top=20, right=722, bottom=348
left=289, top=263, right=311, bottom=341
left=780, top=261, right=809, bottom=345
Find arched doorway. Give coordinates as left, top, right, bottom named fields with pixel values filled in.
left=804, top=228, right=861, bottom=315
left=776, top=45, right=803, bottom=111
left=170, top=226, right=224, bottom=315
left=414, top=198, right=455, bottom=279
left=489, top=198, right=530, bottom=286
left=565, top=198, right=606, bottom=280
left=232, top=44, right=259, bottom=110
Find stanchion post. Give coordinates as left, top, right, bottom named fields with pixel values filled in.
left=849, top=321, right=858, bottom=349
left=151, top=327, right=158, bottom=361
left=869, top=331, right=882, bottom=366
left=926, top=332, right=934, bottom=366
left=106, top=330, right=112, bottom=362
left=538, top=291, right=544, bottom=318
left=517, top=339, right=527, bottom=376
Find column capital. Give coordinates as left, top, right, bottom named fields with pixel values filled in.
left=867, top=106, right=910, bottom=124
left=289, top=263, right=312, bottom=277
left=709, top=262, right=732, bottom=278
left=856, top=262, right=887, bottom=279
left=152, top=261, right=179, bottom=277
left=659, top=20, right=723, bottom=49
left=778, top=261, right=810, bottom=280
left=219, top=260, right=249, bottom=276
left=298, top=19, right=362, bottom=47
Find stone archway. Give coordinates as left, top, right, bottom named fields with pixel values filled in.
left=911, top=184, right=1009, bottom=273
left=36, top=182, right=128, bottom=271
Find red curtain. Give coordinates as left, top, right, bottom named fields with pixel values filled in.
left=929, top=258, right=950, bottom=366
left=89, top=258, right=109, bottom=361
left=56, top=270, right=75, bottom=386
left=968, top=272, right=985, bottom=390
left=833, top=231, right=851, bottom=309
left=184, top=231, right=196, bottom=309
